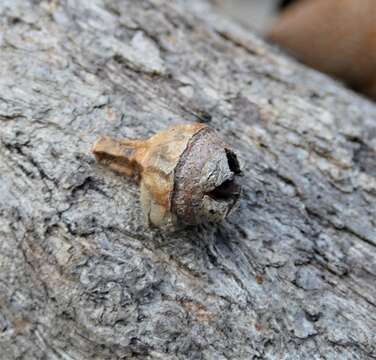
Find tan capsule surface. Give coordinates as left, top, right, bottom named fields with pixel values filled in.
left=92, top=123, right=206, bottom=227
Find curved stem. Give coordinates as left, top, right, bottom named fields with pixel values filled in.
left=91, top=136, right=144, bottom=179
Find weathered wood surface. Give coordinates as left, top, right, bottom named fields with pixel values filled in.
left=0, top=1, right=376, bottom=359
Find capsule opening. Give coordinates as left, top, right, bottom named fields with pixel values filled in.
left=207, top=149, right=241, bottom=201
left=208, top=178, right=240, bottom=201
left=225, top=149, right=241, bottom=175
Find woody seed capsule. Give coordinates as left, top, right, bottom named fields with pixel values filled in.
left=92, top=123, right=241, bottom=229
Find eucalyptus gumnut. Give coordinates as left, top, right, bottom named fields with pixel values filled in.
left=92, top=123, right=242, bottom=229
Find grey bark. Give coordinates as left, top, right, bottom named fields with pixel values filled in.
left=0, top=0, right=376, bottom=359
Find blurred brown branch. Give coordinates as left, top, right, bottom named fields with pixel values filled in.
left=270, top=0, right=376, bottom=100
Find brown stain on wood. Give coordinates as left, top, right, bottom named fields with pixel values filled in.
left=180, top=300, right=212, bottom=323
left=13, top=317, right=32, bottom=335
left=256, top=274, right=264, bottom=284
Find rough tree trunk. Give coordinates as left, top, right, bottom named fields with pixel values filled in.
left=1, top=1, right=376, bottom=359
